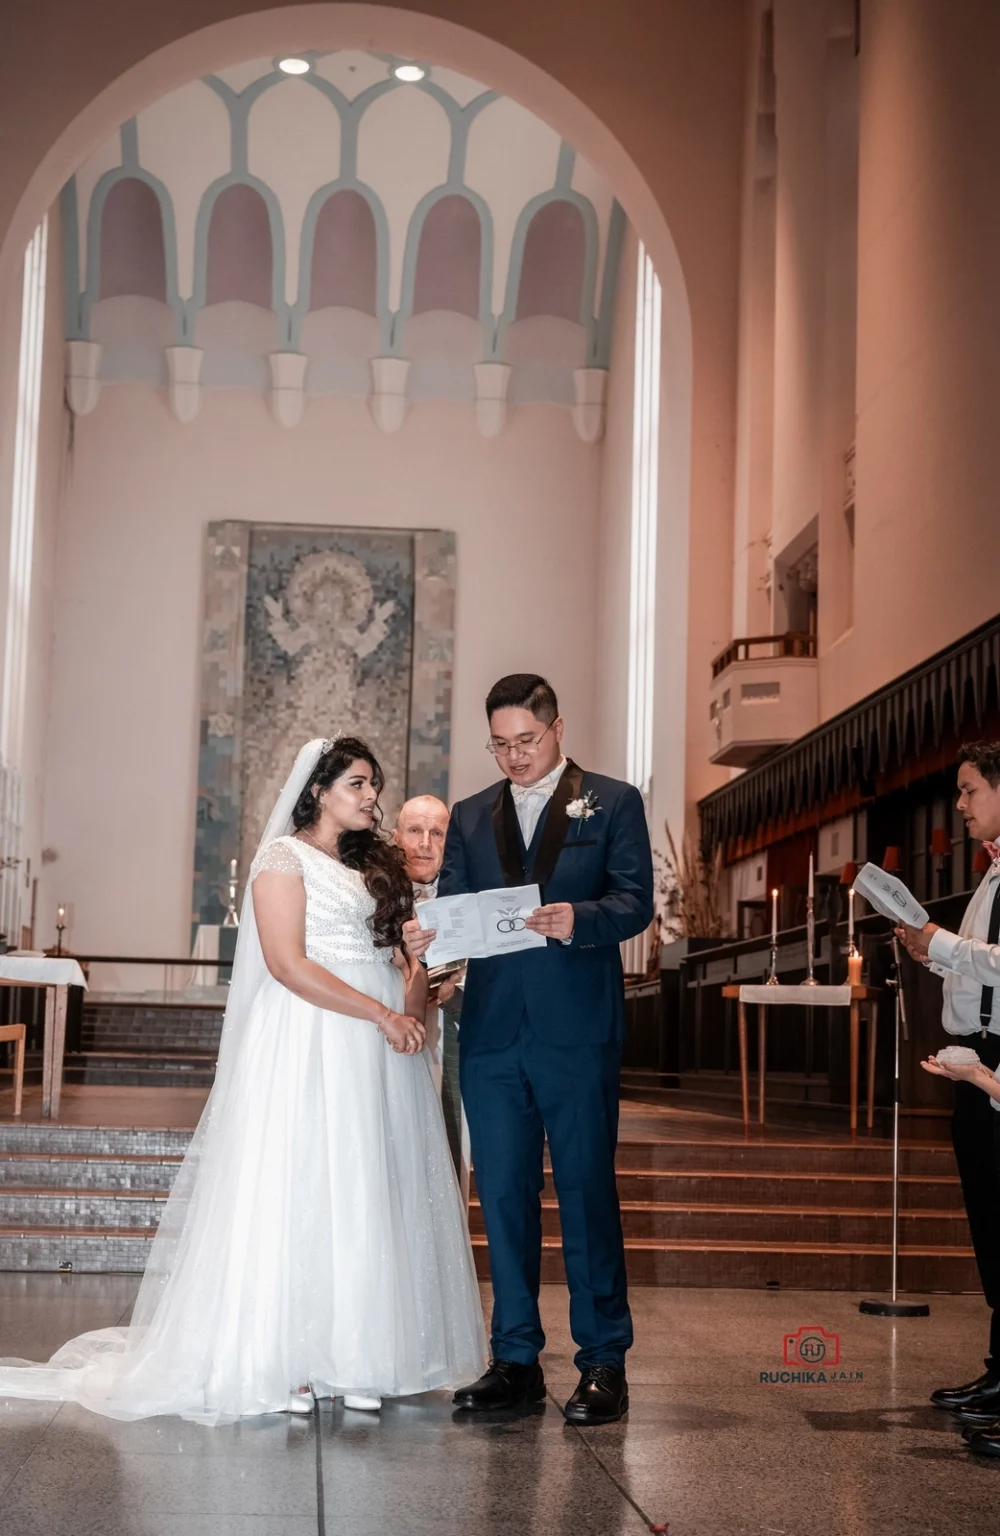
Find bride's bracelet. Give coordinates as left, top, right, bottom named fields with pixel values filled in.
left=374, top=1005, right=392, bottom=1033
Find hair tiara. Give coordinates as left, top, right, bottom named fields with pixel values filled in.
left=321, top=731, right=344, bottom=753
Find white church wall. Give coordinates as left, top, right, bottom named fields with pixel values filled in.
left=38, top=387, right=602, bottom=956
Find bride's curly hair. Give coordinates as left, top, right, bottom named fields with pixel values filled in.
left=291, top=737, right=413, bottom=949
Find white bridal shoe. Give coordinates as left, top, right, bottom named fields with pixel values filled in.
left=286, top=1389, right=314, bottom=1415
left=342, top=1392, right=382, bottom=1411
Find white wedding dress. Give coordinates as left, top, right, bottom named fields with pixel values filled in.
left=0, top=743, right=487, bottom=1425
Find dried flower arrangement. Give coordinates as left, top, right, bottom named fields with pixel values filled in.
left=654, top=824, right=728, bottom=941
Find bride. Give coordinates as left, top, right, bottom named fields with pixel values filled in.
left=0, top=736, right=487, bottom=1424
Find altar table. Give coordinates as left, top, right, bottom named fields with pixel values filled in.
left=0, top=956, right=88, bottom=1119
left=721, top=983, right=881, bottom=1135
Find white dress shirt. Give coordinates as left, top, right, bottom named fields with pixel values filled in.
left=928, top=859, right=1000, bottom=1035
left=509, top=758, right=567, bottom=846
left=412, top=876, right=439, bottom=903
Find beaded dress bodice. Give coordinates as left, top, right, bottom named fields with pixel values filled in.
left=250, top=835, right=392, bottom=967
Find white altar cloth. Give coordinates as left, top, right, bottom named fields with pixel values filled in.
left=0, top=956, right=87, bottom=989
left=738, top=984, right=852, bottom=1007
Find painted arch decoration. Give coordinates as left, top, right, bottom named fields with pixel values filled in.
left=61, top=51, right=624, bottom=437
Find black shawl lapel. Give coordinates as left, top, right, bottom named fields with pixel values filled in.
left=531, top=760, right=584, bottom=891
left=492, top=780, right=525, bottom=887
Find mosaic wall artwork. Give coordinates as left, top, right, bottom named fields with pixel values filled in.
left=193, top=522, right=455, bottom=929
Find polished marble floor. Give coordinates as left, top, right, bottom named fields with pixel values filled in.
left=1, top=1277, right=998, bottom=1535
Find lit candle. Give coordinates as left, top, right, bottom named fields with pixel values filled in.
left=848, top=886, right=855, bottom=949
left=56, top=905, right=65, bottom=923
left=229, top=858, right=237, bottom=881
left=771, top=887, right=778, bottom=945
left=808, top=854, right=814, bottom=901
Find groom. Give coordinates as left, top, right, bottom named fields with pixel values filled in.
left=440, top=673, right=653, bottom=1424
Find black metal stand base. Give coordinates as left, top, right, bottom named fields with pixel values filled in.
left=858, top=1299, right=930, bottom=1317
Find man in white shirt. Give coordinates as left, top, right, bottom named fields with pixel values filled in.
left=897, top=742, right=1000, bottom=1419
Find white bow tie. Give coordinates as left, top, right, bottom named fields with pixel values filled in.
left=510, top=777, right=558, bottom=804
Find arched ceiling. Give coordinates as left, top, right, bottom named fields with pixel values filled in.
left=63, top=50, right=625, bottom=402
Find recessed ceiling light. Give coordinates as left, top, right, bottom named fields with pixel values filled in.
left=392, top=63, right=426, bottom=83
left=278, top=57, right=311, bottom=76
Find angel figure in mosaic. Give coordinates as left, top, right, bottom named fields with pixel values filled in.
left=264, top=551, right=395, bottom=665
left=242, top=551, right=401, bottom=868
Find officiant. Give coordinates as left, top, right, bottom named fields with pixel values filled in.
left=394, top=796, right=468, bottom=1194
left=896, top=742, right=1000, bottom=1444
left=394, top=795, right=450, bottom=905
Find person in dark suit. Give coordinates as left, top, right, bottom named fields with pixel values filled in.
left=413, top=673, right=653, bottom=1425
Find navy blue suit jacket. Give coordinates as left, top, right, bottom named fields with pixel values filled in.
left=439, top=762, right=654, bottom=1051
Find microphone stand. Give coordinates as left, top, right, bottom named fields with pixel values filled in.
left=859, top=937, right=930, bottom=1318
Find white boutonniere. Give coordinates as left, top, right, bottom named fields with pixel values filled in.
left=566, top=791, right=600, bottom=830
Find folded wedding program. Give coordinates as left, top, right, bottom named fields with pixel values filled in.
left=853, top=861, right=930, bottom=929
left=416, top=885, right=547, bottom=967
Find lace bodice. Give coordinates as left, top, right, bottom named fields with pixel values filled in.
left=250, top=835, right=393, bottom=967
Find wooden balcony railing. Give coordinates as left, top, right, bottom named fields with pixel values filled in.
left=711, top=631, right=817, bottom=680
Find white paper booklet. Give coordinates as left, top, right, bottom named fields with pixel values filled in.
left=416, top=885, right=547, bottom=967
left=853, top=862, right=929, bottom=928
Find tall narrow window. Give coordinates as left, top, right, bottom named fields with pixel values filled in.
left=627, top=242, right=661, bottom=804
left=1, top=216, right=48, bottom=941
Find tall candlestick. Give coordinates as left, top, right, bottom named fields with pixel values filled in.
left=767, top=888, right=779, bottom=984
left=847, top=887, right=855, bottom=950
left=804, top=857, right=817, bottom=985
left=223, top=858, right=240, bottom=929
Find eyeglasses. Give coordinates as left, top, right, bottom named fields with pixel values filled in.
left=486, top=719, right=558, bottom=758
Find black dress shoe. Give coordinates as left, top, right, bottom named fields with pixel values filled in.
left=563, top=1364, right=628, bottom=1426
left=931, top=1369, right=1000, bottom=1410
left=954, top=1398, right=1000, bottom=1424
left=453, top=1359, right=546, bottom=1411
left=967, top=1428, right=1000, bottom=1458
left=962, top=1418, right=1000, bottom=1442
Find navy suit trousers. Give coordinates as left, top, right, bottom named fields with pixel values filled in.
left=460, top=1012, right=633, bottom=1370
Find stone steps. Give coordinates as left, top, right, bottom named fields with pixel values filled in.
left=62, top=1054, right=217, bottom=1089
left=602, top=1167, right=964, bottom=1209
left=0, top=1228, right=156, bottom=1272
left=0, top=1190, right=167, bottom=1228
left=468, top=1196, right=970, bottom=1247
left=0, top=1125, right=193, bottom=1156
left=611, top=1137, right=955, bottom=1176
left=70, top=1000, right=225, bottom=1089
left=0, top=1154, right=182, bottom=1191
left=0, top=1120, right=975, bottom=1290
left=472, top=1236, right=980, bottom=1291
left=0, top=1224, right=979, bottom=1292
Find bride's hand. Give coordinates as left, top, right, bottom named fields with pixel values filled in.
left=377, top=1010, right=426, bottom=1055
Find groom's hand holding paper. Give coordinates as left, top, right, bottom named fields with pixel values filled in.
left=525, top=902, right=575, bottom=942
left=417, top=885, right=547, bottom=968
